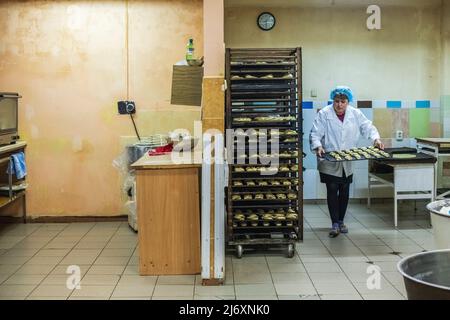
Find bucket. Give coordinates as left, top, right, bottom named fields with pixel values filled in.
left=397, top=249, right=450, bottom=300
left=426, top=200, right=450, bottom=249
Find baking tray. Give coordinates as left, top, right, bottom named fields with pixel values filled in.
left=324, top=147, right=390, bottom=162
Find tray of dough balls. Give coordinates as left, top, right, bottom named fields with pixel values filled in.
left=235, top=150, right=299, bottom=161
left=232, top=164, right=299, bottom=174
left=232, top=208, right=299, bottom=228
left=324, top=146, right=390, bottom=162
left=231, top=191, right=298, bottom=202
left=232, top=178, right=299, bottom=188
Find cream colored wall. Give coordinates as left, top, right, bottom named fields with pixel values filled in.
left=225, top=5, right=441, bottom=100
left=442, top=0, right=450, bottom=95
left=204, top=0, right=225, bottom=77
left=0, top=0, right=203, bottom=217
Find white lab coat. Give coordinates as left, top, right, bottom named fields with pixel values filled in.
left=309, top=105, right=380, bottom=178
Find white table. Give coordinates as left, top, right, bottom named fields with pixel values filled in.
left=368, top=160, right=435, bottom=228
left=416, top=138, right=450, bottom=199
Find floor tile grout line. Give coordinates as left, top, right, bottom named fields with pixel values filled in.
left=264, top=255, right=279, bottom=300
left=325, top=204, right=410, bottom=299
left=13, top=224, right=73, bottom=299
left=295, top=234, right=326, bottom=301
left=68, top=222, right=122, bottom=300
left=306, top=209, right=365, bottom=300
left=109, top=225, right=140, bottom=300
left=0, top=222, right=75, bottom=291
left=335, top=206, right=408, bottom=299
left=23, top=222, right=97, bottom=300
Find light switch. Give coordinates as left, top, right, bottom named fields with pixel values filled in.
left=311, top=89, right=317, bottom=98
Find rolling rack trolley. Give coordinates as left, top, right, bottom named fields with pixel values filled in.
left=225, top=48, right=303, bottom=258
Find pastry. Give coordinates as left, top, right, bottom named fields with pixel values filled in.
left=287, top=213, right=298, bottom=220
left=258, top=181, right=268, bottom=186
left=282, top=180, right=292, bottom=186
left=255, top=193, right=264, bottom=200
left=246, top=180, right=256, bottom=187
left=287, top=193, right=297, bottom=200
left=290, top=165, right=298, bottom=171
left=266, top=193, right=276, bottom=200
left=234, top=167, right=245, bottom=172
left=276, top=193, right=287, bottom=200
left=234, top=117, right=252, bottom=122
left=284, top=130, right=297, bottom=136
left=344, top=155, right=353, bottom=161
left=270, top=180, right=281, bottom=186
left=232, top=195, right=242, bottom=201
left=233, top=181, right=243, bottom=186
left=280, top=166, right=290, bottom=172
left=243, top=194, right=253, bottom=200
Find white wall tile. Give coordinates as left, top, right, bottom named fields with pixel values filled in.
left=352, top=169, right=369, bottom=198
left=303, top=169, right=317, bottom=199
left=372, top=100, right=386, bottom=108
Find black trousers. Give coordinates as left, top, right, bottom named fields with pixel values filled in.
left=320, top=172, right=352, bottom=225
left=325, top=182, right=350, bottom=224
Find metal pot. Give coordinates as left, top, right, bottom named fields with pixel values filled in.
left=397, top=249, right=450, bottom=300
left=426, top=200, right=450, bottom=249
left=126, top=143, right=153, bottom=165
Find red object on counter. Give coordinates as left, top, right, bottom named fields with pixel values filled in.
left=148, top=143, right=174, bottom=156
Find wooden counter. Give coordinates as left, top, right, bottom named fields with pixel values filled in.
left=131, top=151, right=201, bottom=275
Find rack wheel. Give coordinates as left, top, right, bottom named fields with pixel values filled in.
left=287, top=244, right=295, bottom=258
left=236, top=245, right=243, bottom=259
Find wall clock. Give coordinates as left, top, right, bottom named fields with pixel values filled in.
left=257, top=12, right=276, bottom=31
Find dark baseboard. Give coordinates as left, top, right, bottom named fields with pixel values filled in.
left=0, top=215, right=128, bottom=224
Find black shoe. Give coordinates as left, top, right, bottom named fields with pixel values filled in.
left=329, top=223, right=340, bottom=238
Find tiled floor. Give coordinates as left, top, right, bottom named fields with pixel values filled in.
left=0, top=201, right=435, bottom=300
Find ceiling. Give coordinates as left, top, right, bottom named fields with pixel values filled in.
left=225, top=0, right=442, bottom=8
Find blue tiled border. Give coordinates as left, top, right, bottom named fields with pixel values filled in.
left=301, top=99, right=439, bottom=109
left=416, top=100, right=431, bottom=108
left=387, top=101, right=402, bottom=108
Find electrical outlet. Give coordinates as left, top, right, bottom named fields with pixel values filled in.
left=118, top=101, right=136, bottom=115
left=396, top=130, right=403, bottom=141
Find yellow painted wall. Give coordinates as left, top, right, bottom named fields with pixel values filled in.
left=0, top=0, right=203, bottom=217
left=225, top=5, right=441, bottom=100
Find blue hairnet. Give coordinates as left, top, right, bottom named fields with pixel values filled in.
left=330, top=86, right=354, bottom=102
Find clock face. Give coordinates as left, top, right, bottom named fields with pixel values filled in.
left=257, top=12, right=275, bottom=31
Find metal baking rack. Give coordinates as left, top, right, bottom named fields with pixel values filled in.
left=225, top=48, right=303, bottom=258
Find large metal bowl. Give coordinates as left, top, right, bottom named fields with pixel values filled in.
left=426, top=200, right=450, bottom=249
left=397, top=249, right=450, bottom=300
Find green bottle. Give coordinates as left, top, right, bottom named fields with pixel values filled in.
left=186, top=38, right=194, bottom=61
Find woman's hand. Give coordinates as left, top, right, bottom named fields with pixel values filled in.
left=374, top=139, right=384, bottom=150
left=315, top=146, right=325, bottom=158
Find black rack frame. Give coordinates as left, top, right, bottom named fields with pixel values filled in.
left=225, top=48, right=303, bottom=258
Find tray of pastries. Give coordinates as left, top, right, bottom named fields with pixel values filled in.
left=324, top=146, right=390, bottom=162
